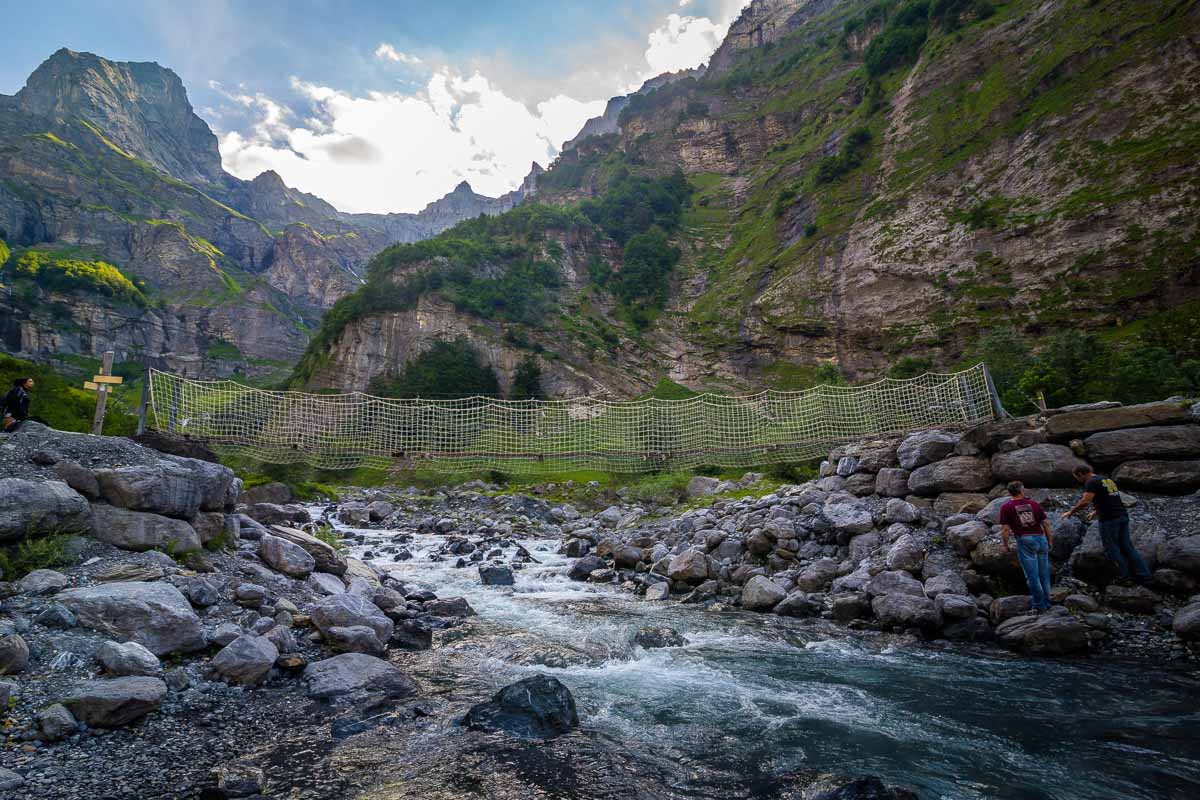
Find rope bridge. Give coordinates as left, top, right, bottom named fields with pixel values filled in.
left=145, top=365, right=1000, bottom=473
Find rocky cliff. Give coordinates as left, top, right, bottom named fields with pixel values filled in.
left=306, top=0, right=1200, bottom=398
left=0, top=49, right=531, bottom=380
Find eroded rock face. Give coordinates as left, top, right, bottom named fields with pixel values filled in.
left=59, top=582, right=206, bottom=656
left=0, top=479, right=90, bottom=542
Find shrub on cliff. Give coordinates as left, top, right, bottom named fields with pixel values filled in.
left=369, top=338, right=500, bottom=399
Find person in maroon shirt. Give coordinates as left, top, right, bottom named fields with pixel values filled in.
left=999, top=481, right=1055, bottom=612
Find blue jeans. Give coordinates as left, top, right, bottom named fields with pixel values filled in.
left=1098, top=517, right=1151, bottom=581
left=1016, top=535, right=1051, bottom=610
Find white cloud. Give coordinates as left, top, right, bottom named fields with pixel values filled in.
left=640, top=9, right=743, bottom=81
left=218, top=71, right=604, bottom=214
left=374, top=43, right=423, bottom=65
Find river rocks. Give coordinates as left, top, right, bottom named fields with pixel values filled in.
left=0, top=478, right=90, bottom=542
left=311, top=594, right=393, bottom=651
left=37, top=703, right=77, bottom=742
left=908, top=457, right=993, bottom=496
left=1172, top=602, right=1200, bottom=641
left=885, top=498, right=920, bottom=524
left=989, top=596, right=1032, bottom=624
left=1044, top=400, right=1196, bottom=439
left=242, top=503, right=311, bottom=528
left=668, top=549, right=711, bottom=584
left=62, top=676, right=167, bottom=727
left=239, top=482, right=293, bottom=506
left=424, top=597, right=476, bottom=617
left=59, top=581, right=206, bottom=655
left=746, top=530, right=773, bottom=555
left=796, top=558, right=839, bottom=592
left=597, top=506, right=623, bottom=528
left=95, top=464, right=202, bottom=519
left=898, top=430, right=960, bottom=470
left=367, top=500, right=394, bottom=521
left=96, top=641, right=161, bottom=676
left=970, top=536, right=1023, bottom=581
left=462, top=674, right=579, bottom=740
left=935, top=594, right=977, bottom=620
left=741, top=575, right=786, bottom=611
left=996, top=608, right=1090, bottom=655
left=1159, top=535, right=1200, bottom=576
left=391, top=619, right=433, bottom=651
left=823, top=500, right=874, bottom=536
left=946, top=520, right=989, bottom=555
left=1084, top=425, right=1200, bottom=465
left=634, top=627, right=687, bottom=648
left=990, top=444, right=1088, bottom=488
left=775, top=591, right=821, bottom=617
left=91, top=504, right=201, bottom=553
left=871, top=593, right=940, bottom=630
left=923, top=572, right=967, bottom=599
left=864, top=570, right=925, bottom=598
left=886, top=534, right=924, bottom=572
left=211, top=634, right=278, bottom=685
left=1113, top=460, right=1200, bottom=493
left=303, top=653, right=418, bottom=700
left=479, top=564, right=515, bottom=586
left=831, top=593, right=871, bottom=621
left=875, top=468, right=912, bottom=498
left=326, top=625, right=387, bottom=656
left=268, top=526, right=347, bottom=575
left=258, top=533, right=316, bottom=578
left=0, top=633, right=29, bottom=674
left=568, top=555, right=605, bottom=581
left=613, top=545, right=643, bottom=569
left=1103, top=585, right=1160, bottom=614
left=687, top=476, right=721, bottom=498
left=308, top=572, right=347, bottom=596
left=18, top=568, right=69, bottom=595
left=1071, top=524, right=1163, bottom=584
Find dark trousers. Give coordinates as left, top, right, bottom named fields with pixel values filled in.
left=1099, top=517, right=1151, bottom=580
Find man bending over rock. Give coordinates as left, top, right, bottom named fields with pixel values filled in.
left=1000, top=481, right=1054, bottom=613
left=1065, top=465, right=1151, bottom=586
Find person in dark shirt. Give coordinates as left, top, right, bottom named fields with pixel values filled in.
left=1000, top=481, right=1055, bottom=612
left=1, top=377, right=36, bottom=432
left=1065, top=464, right=1151, bottom=585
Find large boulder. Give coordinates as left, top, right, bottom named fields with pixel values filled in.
left=923, top=572, right=968, bottom=599
left=165, top=457, right=237, bottom=511
left=62, top=676, right=167, bottom=727
left=1112, top=460, right=1200, bottom=494
left=239, top=482, right=294, bottom=506
left=995, top=609, right=1090, bottom=655
left=211, top=635, right=279, bottom=685
left=1159, top=535, right=1200, bottom=576
left=864, top=570, right=925, bottom=598
left=268, top=526, right=347, bottom=576
left=822, top=500, right=875, bottom=537
left=0, top=479, right=90, bottom=542
left=462, top=674, right=579, bottom=740
left=1044, top=400, right=1196, bottom=439
left=59, top=582, right=206, bottom=655
left=0, top=634, right=29, bottom=674
left=241, top=504, right=311, bottom=528
left=907, top=457, right=993, bottom=496
left=990, top=444, right=1088, bottom=488
left=796, top=558, right=840, bottom=592
left=1172, top=602, right=1200, bottom=641
left=310, top=594, right=393, bottom=650
left=18, top=568, right=69, bottom=596
left=875, top=468, right=912, bottom=498
left=95, top=463, right=202, bottom=519
left=302, top=653, right=418, bottom=700
left=741, top=575, right=787, bottom=611
left=946, top=520, right=989, bottom=555
left=1071, top=522, right=1164, bottom=584
left=258, top=533, right=316, bottom=578
left=871, top=594, right=940, bottom=630
left=568, top=555, right=605, bottom=581
left=885, top=534, right=924, bottom=572
left=1084, top=425, right=1200, bottom=466
left=96, top=641, right=161, bottom=677
left=479, top=564, right=515, bottom=586
left=90, top=504, right=200, bottom=553
left=667, top=549, right=711, bottom=584
left=897, top=431, right=960, bottom=470
left=969, top=536, right=1024, bottom=581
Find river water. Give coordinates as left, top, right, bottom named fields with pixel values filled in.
left=342, top=526, right=1200, bottom=800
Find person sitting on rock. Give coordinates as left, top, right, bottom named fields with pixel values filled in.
left=1064, top=465, right=1151, bottom=586
left=1, top=377, right=44, bottom=432
left=1000, top=480, right=1054, bottom=613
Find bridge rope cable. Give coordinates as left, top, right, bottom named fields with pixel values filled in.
left=145, top=364, right=997, bottom=473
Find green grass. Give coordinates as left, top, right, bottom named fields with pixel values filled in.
left=0, top=534, right=75, bottom=580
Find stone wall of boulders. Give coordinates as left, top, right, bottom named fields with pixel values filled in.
left=562, top=398, right=1200, bottom=658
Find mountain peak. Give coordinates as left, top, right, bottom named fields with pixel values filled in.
left=16, top=48, right=223, bottom=185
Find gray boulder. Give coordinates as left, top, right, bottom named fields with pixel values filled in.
left=258, top=533, right=316, bottom=578
left=307, top=572, right=347, bottom=595
left=741, top=575, right=786, bottom=611
left=1044, top=400, right=1196, bottom=439
left=864, top=570, right=925, bottom=598
left=59, top=581, right=206, bottom=655
left=462, top=674, right=578, bottom=740
left=996, top=608, right=1089, bottom=655
left=633, top=627, right=687, bottom=648
left=1084, top=425, right=1200, bottom=465
left=62, top=676, right=167, bottom=727
left=946, top=521, right=989, bottom=555
left=239, top=482, right=293, bottom=505
left=924, top=572, right=968, bottom=599
left=687, top=476, right=721, bottom=498
left=325, top=625, right=386, bottom=656
left=990, top=444, right=1088, bottom=488
left=796, top=558, right=840, bottom=592
left=875, top=468, right=912, bottom=498
left=95, top=463, right=203, bottom=519
left=425, top=597, right=476, bottom=617
left=1113, top=460, right=1200, bottom=494
left=644, top=582, right=670, bottom=601
left=302, top=653, right=418, bottom=700
left=1071, top=523, right=1163, bottom=584
left=831, top=592, right=872, bottom=621
left=37, top=703, right=77, bottom=742
left=91, top=504, right=200, bottom=553
left=886, top=534, right=924, bottom=572
left=1160, top=535, right=1200, bottom=576
left=970, top=536, right=1024, bottom=581
left=18, top=568, right=69, bottom=595
left=885, top=498, right=920, bottom=524
left=479, top=564, right=515, bottom=586
left=774, top=591, right=821, bottom=617
left=241, top=504, right=311, bottom=528
left=667, top=549, right=711, bottom=584
left=908, top=457, right=993, bottom=496
left=268, top=526, right=347, bottom=576
left=96, top=641, right=161, bottom=677
left=54, top=460, right=99, bottom=499
left=871, top=594, right=940, bottom=630
left=1172, top=602, right=1200, bottom=641
left=311, top=594, right=393, bottom=650
left=0, top=633, right=29, bottom=674
left=897, top=430, right=960, bottom=470
left=211, top=634, right=279, bottom=685
left=936, top=594, right=977, bottom=620
left=0, top=479, right=90, bottom=542
left=823, top=500, right=875, bottom=536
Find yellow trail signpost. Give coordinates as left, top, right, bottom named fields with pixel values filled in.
left=85, top=351, right=123, bottom=435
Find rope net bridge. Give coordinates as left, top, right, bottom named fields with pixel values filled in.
left=145, top=364, right=1000, bottom=473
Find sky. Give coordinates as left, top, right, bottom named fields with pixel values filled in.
left=1, top=0, right=751, bottom=213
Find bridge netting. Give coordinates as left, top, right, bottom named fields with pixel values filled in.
left=145, top=364, right=998, bottom=473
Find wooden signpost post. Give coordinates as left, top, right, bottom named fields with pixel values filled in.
left=85, top=351, right=123, bottom=435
